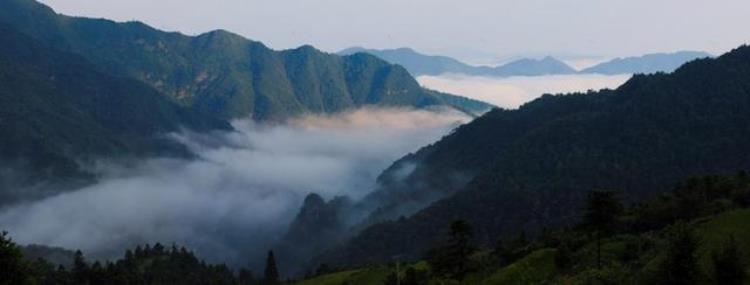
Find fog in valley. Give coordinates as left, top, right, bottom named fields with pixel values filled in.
left=0, top=108, right=468, bottom=267
left=418, top=73, right=631, bottom=109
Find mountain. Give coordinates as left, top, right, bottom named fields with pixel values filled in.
left=339, top=47, right=576, bottom=77
left=0, top=0, right=492, bottom=120
left=318, top=45, right=750, bottom=266
left=338, top=47, right=477, bottom=76
left=296, top=172, right=750, bottom=284
left=277, top=194, right=354, bottom=276
left=0, top=23, right=230, bottom=204
left=581, top=51, right=712, bottom=75
left=341, top=47, right=712, bottom=77
left=490, top=56, right=577, bottom=76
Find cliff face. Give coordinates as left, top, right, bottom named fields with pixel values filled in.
left=276, top=193, right=353, bottom=275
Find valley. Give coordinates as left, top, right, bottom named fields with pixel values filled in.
left=2, top=0, right=750, bottom=284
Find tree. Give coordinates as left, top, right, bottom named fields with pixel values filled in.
left=655, top=222, right=701, bottom=285
left=72, top=250, right=90, bottom=284
left=239, top=268, right=256, bottom=285
left=428, top=220, right=475, bottom=280
left=581, top=190, right=622, bottom=269
left=712, top=235, right=746, bottom=285
left=262, top=250, right=280, bottom=285
left=0, top=231, right=29, bottom=285
left=554, top=241, right=574, bottom=272
left=403, top=267, right=427, bottom=285
left=382, top=272, right=399, bottom=285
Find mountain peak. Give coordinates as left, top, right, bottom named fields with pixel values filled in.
left=302, top=193, right=325, bottom=209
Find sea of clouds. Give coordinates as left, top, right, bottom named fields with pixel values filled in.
left=418, top=73, right=631, bottom=109
left=0, top=107, right=468, bottom=268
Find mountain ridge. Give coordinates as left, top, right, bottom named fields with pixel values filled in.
left=317, top=44, right=750, bottom=267
left=0, top=0, right=493, bottom=121
left=339, top=47, right=711, bottom=77
left=0, top=23, right=231, bottom=204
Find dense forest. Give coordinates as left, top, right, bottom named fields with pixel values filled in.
left=295, top=172, right=750, bottom=284
left=317, top=44, right=750, bottom=267
left=0, top=23, right=231, bottom=204
left=4, top=172, right=748, bottom=284
left=0, top=0, right=490, bottom=121
left=1, top=234, right=282, bottom=285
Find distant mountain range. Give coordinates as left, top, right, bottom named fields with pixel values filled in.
left=339, top=47, right=712, bottom=77
left=339, top=47, right=576, bottom=77
left=580, top=51, right=713, bottom=74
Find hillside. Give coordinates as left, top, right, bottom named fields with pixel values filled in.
left=0, top=24, right=230, bottom=204
left=320, top=45, right=750, bottom=266
left=298, top=172, right=750, bottom=284
left=0, top=0, right=492, bottom=120
left=582, top=51, right=712, bottom=75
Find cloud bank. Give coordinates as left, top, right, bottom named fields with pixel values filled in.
left=0, top=107, right=468, bottom=268
left=418, top=73, right=631, bottom=109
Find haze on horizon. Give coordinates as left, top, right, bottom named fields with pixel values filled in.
left=38, top=0, right=750, bottom=64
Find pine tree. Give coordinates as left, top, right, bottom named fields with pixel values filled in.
left=0, top=231, right=29, bottom=285
left=712, top=235, right=746, bottom=285
left=428, top=220, right=475, bottom=280
left=655, top=222, right=701, bottom=285
left=263, top=250, right=280, bottom=285
left=72, top=250, right=90, bottom=284
left=382, top=272, right=398, bottom=285
left=239, top=268, right=256, bottom=285
left=582, top=190, right=622, bottom=269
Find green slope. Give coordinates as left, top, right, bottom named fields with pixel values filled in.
left=0, top=0, right=492, bottom=120
left=324, top=44, right=750, bottom=266
left=0, top=23, right=230, bottom=203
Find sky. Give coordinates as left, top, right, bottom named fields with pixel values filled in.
left=38, top=0, right=750, bottom=64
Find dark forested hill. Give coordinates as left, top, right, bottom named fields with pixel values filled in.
left=320, top=45, right=750, bottom=266
left=0, top=24, right=230, bottom=204
left=0, top=0, right=491, bottom=120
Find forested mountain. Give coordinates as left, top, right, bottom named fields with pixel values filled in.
left=581, top=51, right=712, bottom=75
left=340, top=47, right=576, bottom=77
left=0, top=0, right=491, bottom=120
left=0, top=23, right=230, bottom=204
left=296, top=172, right=750, bottom=284
left=318, top=44, right=750, bottom=266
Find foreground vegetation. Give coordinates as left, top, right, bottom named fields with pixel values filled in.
left=3, top=172, right=749, bottom=285
left=296, top=172, right=750, bottom=284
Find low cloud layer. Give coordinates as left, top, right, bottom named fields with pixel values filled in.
left=418, top=73, right=631, bottom=109
left=0, top=107, right=468, bottom=268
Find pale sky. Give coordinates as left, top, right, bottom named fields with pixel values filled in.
left=39, top=0, right=750, bottom=63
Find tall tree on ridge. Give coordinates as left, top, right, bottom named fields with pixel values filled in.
left=263, top=250, right=280, bottom=285
left=0, top=231, right=29, bottom=285
left=581, top=190, right=622, bottom=269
